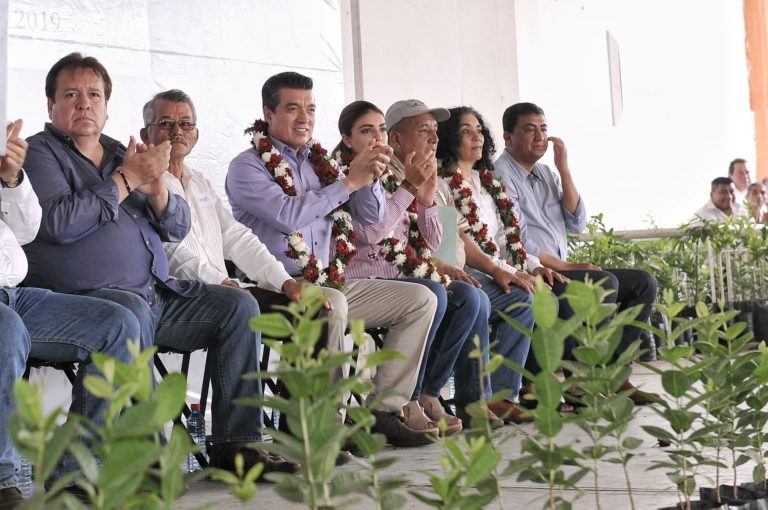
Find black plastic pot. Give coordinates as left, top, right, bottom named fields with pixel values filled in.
left=660, top=499, right=764, bottom=509
left=698, top=484, right=768, bottom=510
left=659, top=501, right=717, bottom=509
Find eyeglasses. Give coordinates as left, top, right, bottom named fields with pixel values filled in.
left=147, top=119, right=197, bottom=131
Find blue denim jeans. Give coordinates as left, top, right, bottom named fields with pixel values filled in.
left=79, top=284, right=264, bottom=444
left=465, top=268, right=534, bottom=401
left=0, top=287, right=139, bottom=489
left=408, top=279, right=492, bottom=404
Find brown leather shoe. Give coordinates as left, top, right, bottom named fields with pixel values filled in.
left=487, top=400, right=534, bottom=424
left=371, top=410, right=437, bottom=447
left=455, top=402, right=504, bottom=430
left=208, top=441, right=299, bottom=480
left=0, top=487, right=24, bottom=510
left=620, top=380, right=662, bottom=406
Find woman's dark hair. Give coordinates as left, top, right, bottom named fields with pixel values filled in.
left=332, top=100, right=383, bottom=157
left=436, top=106, right=496, bottom=170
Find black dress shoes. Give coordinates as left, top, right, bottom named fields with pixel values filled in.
left=208, top=441, right=299, bottom=479
left=0, top=487, right=24, bottom=510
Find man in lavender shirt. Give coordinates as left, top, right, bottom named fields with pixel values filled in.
left=226, top=72, right=439, bottom=447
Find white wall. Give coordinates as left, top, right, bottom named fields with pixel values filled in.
left=342, top=0, right=519, bottom=153
left=348, top=0, right=755, bottom=229
left=7, top=0, right=345, bottom=201
left=513, top=0, right=753, bottom=228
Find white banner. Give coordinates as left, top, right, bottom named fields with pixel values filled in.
left=0, top=0, right=8, bottom=156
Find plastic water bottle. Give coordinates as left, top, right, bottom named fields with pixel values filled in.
left=186, top=403, right=206, bottom=472
left=18, top=455, right=34, bottom=497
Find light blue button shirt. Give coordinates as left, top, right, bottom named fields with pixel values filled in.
left=493, top=149, right=586, bottom=260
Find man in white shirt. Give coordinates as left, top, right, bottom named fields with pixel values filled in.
left=691, top=176, right=745, bottom=225
left=0, top=120, right=140, bottom=509
left=728, top=158, right=751, bottom=206
left=141, top=89, right=304, bottom=315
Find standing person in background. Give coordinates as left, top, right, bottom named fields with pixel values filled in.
left=746, top=182, right=768, bottom=223
left=729, top=158, right=752, bottom=206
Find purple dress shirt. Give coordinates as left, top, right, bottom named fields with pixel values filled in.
left=226, top=136, right=385, bottom=276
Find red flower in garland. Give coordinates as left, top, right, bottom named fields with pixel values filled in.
left=246, top=120, right=356, bottom=290
left=439, top=163, right=527, bottom=270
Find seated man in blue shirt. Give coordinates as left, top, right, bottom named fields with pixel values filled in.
left=21, top=52, right=295, bottom=477
left=494, top=102, right=658, bottom=404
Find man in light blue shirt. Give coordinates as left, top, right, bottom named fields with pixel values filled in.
left=494, top=102, right=657, bottom=403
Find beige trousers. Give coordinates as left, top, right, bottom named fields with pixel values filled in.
left=322, top=278, right=437, bottom=413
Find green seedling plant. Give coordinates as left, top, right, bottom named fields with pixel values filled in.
left=410, top=335, right=505, bottom=510
left=690, top=302, right=757, bottom=505
left=642, top=297, right=729, bottom=510
left=559, top=279, right=646, bottom=510
left=742, top=342, right=768, bottom=493
left=501, top=281, right=590, bottom=510
left=240, top=286, right=407, bottom=510
left=10, top=339, right=197, bottom=510
left=411, top=431, right=501, bottom=510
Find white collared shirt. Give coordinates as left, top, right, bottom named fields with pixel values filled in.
left=163, top=164, right=292, bottom=292
left=0, top=171, right=41, bottom=287
left=435, top=175, right=542, bottom=273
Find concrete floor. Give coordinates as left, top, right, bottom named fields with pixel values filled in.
left=171, top=361, right=751, bottom=510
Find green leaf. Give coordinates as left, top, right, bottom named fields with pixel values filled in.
left=151, top=373, right=187, bottom=423
left=536, top=406, right=563, bottom=438
left=641, top=425, right=675, bottom=443
left=532, top=285, right=559, bottom=328
left=531, top=330, right=564, bottom=373
left=533, top=371, right=563, bottom=409
left=465, top=446, right=501, bottom=487
left=83, top=376, right=114, bottom=400
left=484, top=354, right=505, bottom=376
left=661, top=370, right=690, bottom=398
left=621, top=436, right=644, bottom=450
left=363, top=348, right=406, bottom=368
left=249, top=313, right=291, bottom=338
left=572, top=346, right=603, bottom=366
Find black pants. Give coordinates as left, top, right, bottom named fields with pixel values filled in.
left=525, top=268, right=657, bottom=374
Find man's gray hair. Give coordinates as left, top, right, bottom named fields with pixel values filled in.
left=142, top=89, right=197, bottom=126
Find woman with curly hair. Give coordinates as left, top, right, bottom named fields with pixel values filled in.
left=334, top=100, right=510, bottom=434
left=435, top=106, right=567, bottom=418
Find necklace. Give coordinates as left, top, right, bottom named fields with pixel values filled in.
left=247, top=120, right=355, bottom=290
left=439, top=162, right=527, bottom=270
left=377, top=160, right=449, bottom=284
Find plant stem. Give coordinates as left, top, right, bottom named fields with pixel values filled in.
left=732, top=448, right=739, bottom=500
left=616, top=438, right=637, bottom=510
left=715, top=445, right=721, bottom=505
left=549, top=438, right=556, bottom=510
left=369, top=454, right=384, bottom=510
left=299, top=398, right=321, bottom=510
